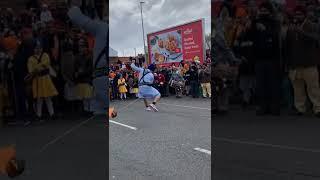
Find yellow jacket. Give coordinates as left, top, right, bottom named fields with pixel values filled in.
left=27, top=53, right=58, bottom=98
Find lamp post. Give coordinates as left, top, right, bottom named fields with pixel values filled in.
left=140, top=1, right=147, bottom=65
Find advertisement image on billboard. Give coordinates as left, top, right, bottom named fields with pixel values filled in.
left=147, top=19, right=205, bottom=65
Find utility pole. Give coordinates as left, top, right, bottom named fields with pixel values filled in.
left=140, top=1, right=147, bottom=65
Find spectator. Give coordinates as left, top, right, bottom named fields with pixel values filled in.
left=40, top=4, right=53, bottom=24
left=284, top=6, right=320, bottom=116
left=74, top=40, right=93, bottom=116
left=189, top=64, right=200, bottom=98
left=118, top=74, right=127, bottom=100
left=252, top=2, right=281, bottom=116
left=199, top=64, right=211, bottom=98
left=27, top=40, right=58, bottom=121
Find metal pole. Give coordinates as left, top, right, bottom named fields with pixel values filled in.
left=134, top=48, right=136, bottom=57
left=140, top=1, right=147, bottom=66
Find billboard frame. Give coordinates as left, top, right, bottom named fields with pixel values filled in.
left=147, top=18, right=206, bottom=66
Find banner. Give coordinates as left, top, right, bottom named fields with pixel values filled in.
left=147, top=19, right=205, bottom=66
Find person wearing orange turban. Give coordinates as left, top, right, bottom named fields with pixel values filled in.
left=236, top=7, right=247, bottom=18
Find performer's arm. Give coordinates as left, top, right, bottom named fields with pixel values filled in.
left=130, top=62, right=143, bottom=73
left=67, top=6, right=104, bottom=36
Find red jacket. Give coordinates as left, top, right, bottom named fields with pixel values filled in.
left=158, top=74, right=165, bottom=84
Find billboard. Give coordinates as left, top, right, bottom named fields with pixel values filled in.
left=147, top=19, right=205, bottom=66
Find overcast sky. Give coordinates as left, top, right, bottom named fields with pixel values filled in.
left=110, top=0, right=211, bottom=57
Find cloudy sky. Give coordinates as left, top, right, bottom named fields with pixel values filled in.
left=110, top=0, right=211, bottom=57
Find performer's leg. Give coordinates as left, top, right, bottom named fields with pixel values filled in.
left=143, top=99, right=149, bottom=108
left=153, top=95, right=161, bottom=104
left=149, top=94, right=161, bottom=112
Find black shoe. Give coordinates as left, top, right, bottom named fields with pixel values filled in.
left=256, top=109, right=267, bottom=116
left=290, top=109, right=304, bottom=116
left=35, top=117, right=45, bottom=123
left=241, top=102, right=249, bottom=110
left=176, top=96, right=182, bottom=98
left=49, top=115, right=56, bottom=121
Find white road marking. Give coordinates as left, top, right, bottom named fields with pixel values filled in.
left=40, top=116, right=96, bottom=152
left=194, top=147, right=211, bottom=155
left=159, top=102, right=210, bottom=110
left=214, top=137, right=320, bottom=153
left=109, top=120, right=137, bottom=130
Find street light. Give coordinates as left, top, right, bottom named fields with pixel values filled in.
left=140, top=1, right=147, bottom=66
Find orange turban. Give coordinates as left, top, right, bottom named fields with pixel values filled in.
left=236, top=7, right=247, bottom=18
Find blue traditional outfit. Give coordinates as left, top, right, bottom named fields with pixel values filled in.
left=68, top=6, right=108, bottom=115
left=130, top=63, right=161, bottom=99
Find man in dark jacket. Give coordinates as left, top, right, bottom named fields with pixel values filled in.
left=252, top=2, right=281, bottom=115
left=199, top=64, right=211, bottom=98
left=13, top=38, right=34, bottom=126
left=284, top=6, right=320, bottom=116
left=189, top=65, right=199, bottom=98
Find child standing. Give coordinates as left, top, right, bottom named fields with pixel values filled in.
left=118, top=75, right=127, bottom=100
left=132, top=74, right=139, bottom=98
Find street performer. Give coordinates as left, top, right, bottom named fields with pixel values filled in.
left=67, top=0, right=111, bottom=116
left=130, top=60, right=161, bottom=112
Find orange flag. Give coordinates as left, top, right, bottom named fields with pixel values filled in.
left=0, top=145, right=16, bottom=175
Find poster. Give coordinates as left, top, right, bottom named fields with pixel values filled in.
left=147, top=19, right=205, bottom=65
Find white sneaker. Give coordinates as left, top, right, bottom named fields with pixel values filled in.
left=146, top=107, right=152, bottom=111
left=149, top=104, right=159, bottom=112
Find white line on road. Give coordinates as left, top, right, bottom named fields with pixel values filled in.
left=194, top=147, right=211, bottom=155
left=159, top=103, right=210, bottom=110
left=214, top=137, right=320, bottom=153
left=109, top=120, right=137, bottom=130
left=40, top=116, right=96, bottom=152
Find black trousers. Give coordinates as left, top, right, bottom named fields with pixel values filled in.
left=14, top=78, right=27, bottom=121
left=190, top=81, right=199, bottom=98
left=255, top=61, right=281, bottom=113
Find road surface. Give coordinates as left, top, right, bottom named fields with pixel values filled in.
left=213, top=106, right=320, bottom=180
left=110, top=97, right=211, bottom=179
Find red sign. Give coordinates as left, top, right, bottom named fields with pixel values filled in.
left=147, top=19, right=205, bottom=66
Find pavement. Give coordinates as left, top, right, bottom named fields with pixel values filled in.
left=213, top=106, right=320, bottom=180
left=0, top=115, right=108, bottom=180
left=109, top=97, right=211, bottom=179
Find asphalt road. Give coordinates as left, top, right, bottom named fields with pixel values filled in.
left=213, top=106, right=320, bottom=180
left=0, top=115, right=108, bottom=180
left=109, top=97, right=211, bottom=179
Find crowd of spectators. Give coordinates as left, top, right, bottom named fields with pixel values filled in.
left=212, top=0, right=320, bottom=117
left=0, top=0, right=103, bottom=126
left=109, top=56, right=211, bottom=101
